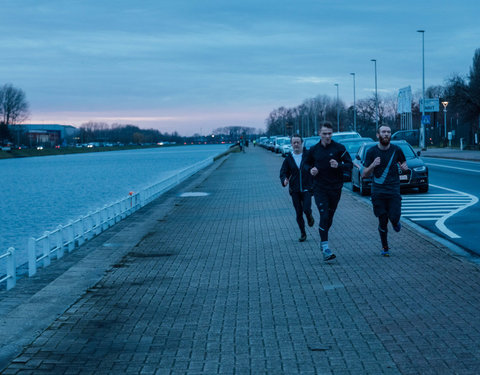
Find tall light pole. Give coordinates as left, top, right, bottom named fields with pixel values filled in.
left=334, top=83, right=339, bottom=132
left=417, top=29, right=426, bottom=150
left=370, top=59, right=378, bottom=128
left=442, top=101, right=448, bottom=141
left=350, top=73, right=356, bottom=132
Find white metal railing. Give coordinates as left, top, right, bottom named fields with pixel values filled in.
left=0, top=248, right=16, bottom=290
left=0, top=156, right=215, bottom=289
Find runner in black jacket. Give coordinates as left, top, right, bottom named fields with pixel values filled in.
left=306, top=122, right=352, bottom=261
left=279, top=135, right=314, bottom=242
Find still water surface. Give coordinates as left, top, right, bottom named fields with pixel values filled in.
left=1, top=145, right=229, bottom=267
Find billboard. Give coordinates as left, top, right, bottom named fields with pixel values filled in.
left=397, top=86, right=412, bottom=114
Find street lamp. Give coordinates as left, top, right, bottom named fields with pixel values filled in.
left=350, top=73, right=356, bottom=132
left=370, top=59, right=378, bottom=128
left=417, top=29, right=426, bottom=150
left=334, top=83, right=339, bottom=132
left=442, top=101, right=448, bottom=141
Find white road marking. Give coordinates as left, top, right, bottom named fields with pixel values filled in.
left=425, top=162, right=480, bottom=173
left=402, top=184, right=478, bottom=238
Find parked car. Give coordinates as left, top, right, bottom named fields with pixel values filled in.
left=303, top=133, right=362, bottom=152
left=279, top=139, right=292, bottom=157
left=332, top=131, right=361, bottom=142
left=274, top=137, right=290, bottom=153
left=392, top=129, right=434, bottom=147
left=337, top=137, right=374, bottom=160
left=351, top=140, right=429, bottom=196
left=392, top=129, right=419, bottom=145
left=303, top=136, right=320, bottom=150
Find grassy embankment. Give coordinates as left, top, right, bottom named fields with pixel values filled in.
left=0, top=144, right=177, bottom=160
left=0, top=143, right=239, bottom=160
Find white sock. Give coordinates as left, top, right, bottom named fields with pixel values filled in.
left=321, top=241, right=329, bottom=251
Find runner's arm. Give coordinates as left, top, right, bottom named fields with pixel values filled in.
left=362, top=149, right=379, bottom=178
left=279, top=158, right=291, bottom=186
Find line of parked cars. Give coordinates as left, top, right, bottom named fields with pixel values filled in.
left=258, top=131, right=429, bottom=196
left=257, top=136, right=293, bottom=156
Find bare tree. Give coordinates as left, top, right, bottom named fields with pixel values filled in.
left=0, top=84, right=29, bottom=125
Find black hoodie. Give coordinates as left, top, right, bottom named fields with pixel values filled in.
left=306, top=140, right=353, bottom=190
left=279, top=149, right=313, bottom=194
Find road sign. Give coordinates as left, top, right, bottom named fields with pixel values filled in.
left=421, top=115, right=431, bottom=125
left=420, top=98, right=439, bottom=112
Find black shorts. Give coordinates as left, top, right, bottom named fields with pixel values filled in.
left=371, top=193, right=401, bottom=220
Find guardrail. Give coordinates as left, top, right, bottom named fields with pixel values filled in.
left=0, top=156, right=215, bottom=290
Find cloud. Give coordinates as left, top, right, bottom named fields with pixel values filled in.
left=293, top=76, right=330, bottom=84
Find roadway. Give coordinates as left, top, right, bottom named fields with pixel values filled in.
left=418, top=157, right=480, bottom=253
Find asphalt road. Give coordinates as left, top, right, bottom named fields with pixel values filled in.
left=421, top=157, right=480, bottom=254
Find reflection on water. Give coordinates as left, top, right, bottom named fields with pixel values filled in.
left=0, top=145, right=228, bottom=266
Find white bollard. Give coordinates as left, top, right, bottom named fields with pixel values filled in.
left=28, top=237, right=37, bottom=277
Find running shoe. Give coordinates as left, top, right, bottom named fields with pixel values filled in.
left=323, top=249, right=336, bottom=261
left=381, top=248, right=390, bottom=257
left=393, top=222, right=402, bottom=232
left=307, top=214, right=315, bottom=227
left=299, top=233, right=307, bottom=242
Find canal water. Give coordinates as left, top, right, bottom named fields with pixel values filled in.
left=1, top=144, right=229, bottom=269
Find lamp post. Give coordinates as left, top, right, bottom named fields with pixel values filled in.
left=370, top=59, right=378, bottom=128
left=442, top=101, right=448, bottom=142
left=417, top=29, right=426, bottom=150
left=350, top=73, right=356, bottom=132
left=334, top=83, right=339, bottom=132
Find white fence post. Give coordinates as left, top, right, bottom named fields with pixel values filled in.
left=28, top=237, right=37, bottom=277
left=43, top=231, right=51, bottom=268
left=56, top=225, right=64, bottom=259
left=78, top=217, right=85, bottom=245
left=67, top=220, right=75, bottom=252
left=6, top=247, right=16, bottom=290
left=115, top=202, right=121, bottom=223
left=103, top=205, right=109, bottom=230
left=86, top=213, right=93, bottom=240
left=95, top=211, right=101, bottom=235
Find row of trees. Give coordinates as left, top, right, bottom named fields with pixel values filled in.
left=0, top=84, right=30, bottom=142
left=265, top=48, right=480, bottom=147
left=79, top=123, right=261, bottom=145
left=78, top=122, right=184, bottom=145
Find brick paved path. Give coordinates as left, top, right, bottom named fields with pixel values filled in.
left=2, top=147, right=480, bottom=374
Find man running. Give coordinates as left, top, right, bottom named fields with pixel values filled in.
left=280, top=135, right=314, bottom=242
left=362, top=124, right=408, bottom=257
left=307, top=122, right=352, bottom=261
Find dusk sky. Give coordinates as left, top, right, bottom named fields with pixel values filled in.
left=1, top=1, right=479, bottom=136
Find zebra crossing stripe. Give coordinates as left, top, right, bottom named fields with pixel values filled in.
left=401, top=184, right=478, bottom=239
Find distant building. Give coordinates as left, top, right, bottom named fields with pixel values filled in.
left=8, top=124, right=79, bottom=146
